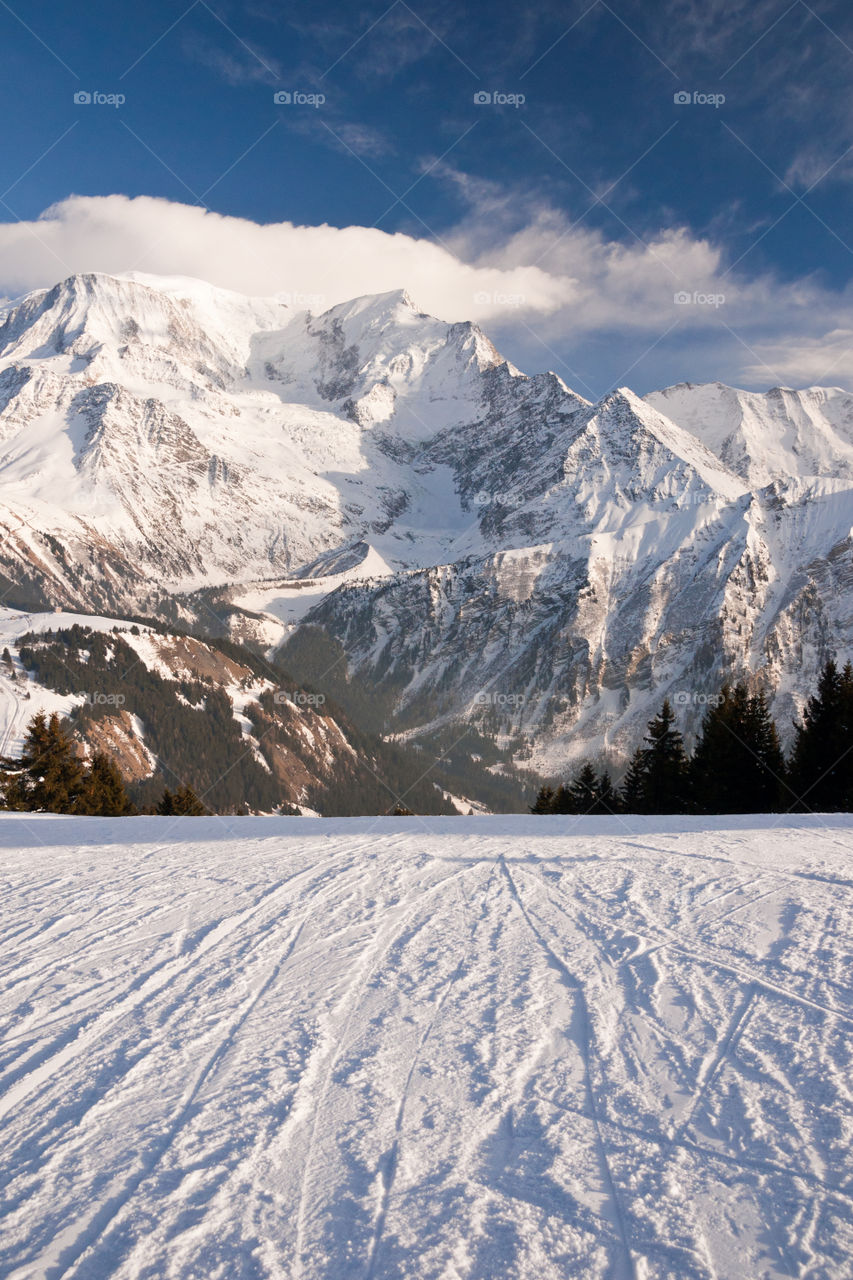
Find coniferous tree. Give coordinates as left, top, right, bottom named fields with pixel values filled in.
left=620, top=700, right=688, bottom=813
left=643, top=699, right=689, bottom=812
left=743, top=688, right=786, bottom=810
left=81, top=753, right=135, bottom=816
left=1, top=714, right=137, bottom=815
left=530, top=784, right=556, bottom=814
left=620, top=747, right=648, bottom=813
left=568, top=762, right=599, bottom=812
left=550, top=782, right=573, bottom=814
left=534, top=765, right=620, bottom=815
left=3, top=711, right=87, bottom=813
left=157, top=784, right=208, bottom=816
left=789, top=659, right=853, bottom=811
left=690, top=684, right=785, bottom=813
left=595, top=771, right=618, bottom=815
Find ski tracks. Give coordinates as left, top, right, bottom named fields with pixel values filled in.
left=363, top=864, right=498, bottom=1280
left=289, top=859, right=479, bottom=1280
left=673, top=984, right=756, bottom=1144
left=0, top=852, right=363, bottom=1127
left=28, top=917, right=309, bottom=1280
left=4, top=822, right=853, bottom=1280
left=498, top=855, right=637, bottom=1280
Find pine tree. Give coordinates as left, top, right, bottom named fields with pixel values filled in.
left=534, top=766, right=619, bottom=816
left=530, top=785, right=555, bottom=813
left=643, top=699, right=689, bottom=812
left=157, top=784, right=208, bottom=816
left=81, top=753, right=135, bottom=816
left=550, top=782, right=573, bottom=814
left=620, top=700, right=688, bottom=813
left=843, top=662, right=853, bottom=810
left=690, top=684, right=785, bottom=813
left=156, top=788, right=176, bottom=816
left=743, top=688, right=786, bottom=811
left=620, top=747, right=648, bottom=813
left=567, top=762, right=598, bottom=812
left=2, top=712, right=87, bottom=813
left=595, top=770, right=618, bottom=815
left=789, top=659, right=853, bottom=811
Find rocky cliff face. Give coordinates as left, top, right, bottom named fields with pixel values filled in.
left=1, top=271, right=851, bottom=770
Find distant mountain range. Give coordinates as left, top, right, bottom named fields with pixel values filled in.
left=1, top=270, right=851, bottom=774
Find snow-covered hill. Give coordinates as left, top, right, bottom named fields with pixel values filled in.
left=0, top=607, right=477, bottom=815
left=1, top=271, right=852, bottom=770
left=1, top=814, right=851, bottom=1279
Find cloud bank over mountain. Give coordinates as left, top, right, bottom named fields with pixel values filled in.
left=0, top=192, right=850, bottom=396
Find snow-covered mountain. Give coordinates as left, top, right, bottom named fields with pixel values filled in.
left=645, top=380, right=853, bottom=487
left=1, top=270, right=851, bottom=772
left=0, top=272, right=535, bottom=605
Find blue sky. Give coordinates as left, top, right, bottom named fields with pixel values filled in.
left=0, top=0, right=852, bottom=397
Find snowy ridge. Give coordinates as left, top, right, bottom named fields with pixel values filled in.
left=645, top=381, right=853, bottom=487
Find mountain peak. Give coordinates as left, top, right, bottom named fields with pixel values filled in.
left=645, top=380, right=853, bottom=486
left=318, top=287, right=426, bottom=329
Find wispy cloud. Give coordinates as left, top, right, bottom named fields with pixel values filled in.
left=330, top=121, right=395, bottom=158
left=182, top=31, right=283, bottom=85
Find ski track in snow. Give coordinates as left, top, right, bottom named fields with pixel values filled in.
left=1, top=816, right=852, bottom=1279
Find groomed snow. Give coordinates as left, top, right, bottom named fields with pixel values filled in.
left=1, top=814, right=852, bottom=1279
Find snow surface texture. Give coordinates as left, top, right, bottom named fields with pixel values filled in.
left=2, top=814, right=852, bottom=1280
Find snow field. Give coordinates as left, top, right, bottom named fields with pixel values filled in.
left=0, top=814, right=852, bottom=1279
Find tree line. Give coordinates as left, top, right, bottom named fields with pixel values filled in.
left=4, top=655, right=851, bottom=819
left=532, top=660, right=853, bottom=815
left=0, top=711, right=207, bottom=816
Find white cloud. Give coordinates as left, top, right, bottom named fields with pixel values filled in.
left=740, top=328, right=853, bottom=388
left=0, top=192, right=851, bottom=393
left=0, top=193, right=571, bottom=322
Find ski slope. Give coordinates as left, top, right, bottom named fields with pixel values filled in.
left=1, top=814, right=852, bottom=1280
